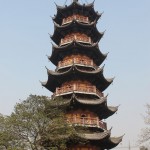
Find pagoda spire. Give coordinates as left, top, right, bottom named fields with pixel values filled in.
left=73, top=0, right=78, bottom=2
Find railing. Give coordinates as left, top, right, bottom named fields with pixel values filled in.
left=60, top=34, right=91, bottom=46
left=54, top=84, right=103, bottom=97
left=57, top=58, right=97, bottom=69
left=66, top=117, right=107, bottom=130
left=62, top=15, right=89, bottom=25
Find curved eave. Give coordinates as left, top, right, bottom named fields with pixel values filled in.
left=50, top=94, right=107, bottom=107
left=76, top=67, right=114, bottom=92
left=52, top=41, right=99, bottom=51
left=40, top=130, right=123, bottom=149
left=102, top=135, right=124, bottom=149
left=72, top=96, right=118, bottom=119
left=51, top=21, right=103, bottom=45
left=96, top=12, right=102, bottom=20
left=53, top=1, right=100, bottom=24
left=41, top=70, right=60, bottom=93
left=50, top=94, right=118, bottom=119
left=41, top=66, right=113, bottom=92
left=110, top=136, right=123, bottom=145
left=49, top=41, right=107, bottom=66
left=40, top=130, right=115, bottom=145
left=78, top=130, right=111, bottom=140
left=102, top=106, right=119, bottom=119
left=78, top=130, right=123, bottom=149
left=78, top=66, right=113, bottom=91
left=74, top=66, right=114, bottom=92
left=41, top=67, right=72, bottom=92
left=108, top=106, right=119, bottom=112
left=73, top=96, right=107, bottom=105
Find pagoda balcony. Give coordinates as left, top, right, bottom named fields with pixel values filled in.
left=60, top=34, right=91, bottom=46
left=62, top=15, right=89, bottom=25
left=54, top=84, right=103, bottom=98
left=66, top=117, right=107, bottom=130
left=57, top=58, right=97, bottom=70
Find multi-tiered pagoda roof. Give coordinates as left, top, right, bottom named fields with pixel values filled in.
left=42, top=0, right=123, bottom=149
left=42, top=66, right=113, bottom=92
left=49, top=41, right=107, bottom=66
left=53, top=1, right=102, bottom=24
left=51, top=20, right=103, bottom=45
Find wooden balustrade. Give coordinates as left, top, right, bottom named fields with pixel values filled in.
left=66, top=117, right=107, bottom=130
left=57, top=58, right=97, bottom=69
left=55, top=84, right=103, bottom=97
left=60, top=33, right=91, bottom=46
left=62, top=15, right=89, bottom=25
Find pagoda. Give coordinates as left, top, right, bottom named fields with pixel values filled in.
left=42, top=0, right=123, bottom=149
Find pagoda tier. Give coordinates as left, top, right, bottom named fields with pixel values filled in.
left=53, top=1, right=102, bottom=25
left=51, top=20, right=103, bottom=45
left=52, top=94, right=118, bottom=120
left=49, top=41, right=107, bottom=66
left=76, top=130, right=123, bottom=149
left=40, top=129, right=123, bottom=150
left=41, top=66, right=113, bottom=93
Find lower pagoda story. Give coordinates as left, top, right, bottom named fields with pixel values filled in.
left=42, top=0, right=123, bottom=149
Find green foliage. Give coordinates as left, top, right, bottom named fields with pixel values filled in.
left=0, top=114, right=21, bottom=149
left=0, top=95, right=86, bottom=150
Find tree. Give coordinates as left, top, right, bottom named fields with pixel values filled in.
left=0, top=95, right=78, bottom=150
left=139, top=104, right=150, bottom=146
left=0, top=114, right=21, bottom=150
left=8, top=95, right=51, bottom=150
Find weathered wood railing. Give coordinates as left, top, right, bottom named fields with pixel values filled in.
left=60, top=34, right=91, bottom=45
left=66, top=117, right=107, bottom=130
left=54, top=84, right=103, bottom=97
left=57, top=58, right=97, bottom=69
left=62, top=15, right=89, bottom=25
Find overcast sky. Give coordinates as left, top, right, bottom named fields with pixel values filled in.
left=0, top=0, right=150, bottom=149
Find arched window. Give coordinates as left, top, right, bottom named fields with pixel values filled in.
left=81, top=114, right=87, bottom=118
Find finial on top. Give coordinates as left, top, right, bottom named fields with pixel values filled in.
left=73, top=0, right=78, bottom=2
